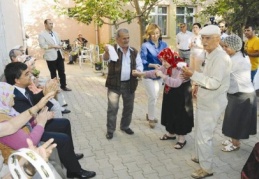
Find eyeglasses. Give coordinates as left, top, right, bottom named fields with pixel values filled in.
left=23, top=56, right=32, bottom=63
left=180, top=26, right=185, bottom=28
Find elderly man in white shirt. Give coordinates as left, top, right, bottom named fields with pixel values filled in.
left=103, top=28, right=143, bottom=140
left=176, top=23, right=193, bottom=65
left=182, top=25, right=232, bottom=179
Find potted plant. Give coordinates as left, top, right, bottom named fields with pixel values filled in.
left=94, top=61, right=102, bottom=71
left=31, top=68, right=40, bottom=78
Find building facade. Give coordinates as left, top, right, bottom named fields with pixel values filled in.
left=0, top=0, right=214, bottom=76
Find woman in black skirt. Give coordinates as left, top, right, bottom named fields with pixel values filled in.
left=221, top=35, right=257, bottom=152
left=133, top=48, right=193, bottom=149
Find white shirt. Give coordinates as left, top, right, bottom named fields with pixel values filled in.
left=220, top=33, right=228, bottom=40
left=190, top=34, right=203, bottom=55
left=176, top=31, right=193, bottom=50
left=114, top=45, right=143, bottom=81
left=228, top=52, right=254, bottom=94
left=191, top=46, right=232, bottom=105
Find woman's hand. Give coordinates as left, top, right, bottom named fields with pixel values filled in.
left=155, top=70, right=163, bottom=77
left=35, top=107, right=53, bottom=127
left=181, top=66, right=193, bottom=80
left=27, top=138, right=57, bottom=162
left=35, top=91, right=55, bottom=110
left=149, top=63, right=161, bottom=70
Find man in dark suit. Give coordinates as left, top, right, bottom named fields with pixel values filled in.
left=4, top=62, right=96, bottom=179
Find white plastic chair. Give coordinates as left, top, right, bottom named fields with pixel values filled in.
left=78, top=44, right=94, bottom=68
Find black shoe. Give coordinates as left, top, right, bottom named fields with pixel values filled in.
left=121, top=128, right=134, bottom=135
left=67, top=169, right=96, bottom=178
left=62, top=109, right=71, bottom=114
left=62, top=104, right=68, bottom=107
left=61, top=87, right=72, bottom=91
left=67, top=62, right=74, bottom=65
left=75, top=153, right=84, bottom=160
left=106, top=132, right=113, bottom=139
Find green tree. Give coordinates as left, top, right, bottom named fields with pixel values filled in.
left=54, top=0, right=160, bottom=43
left=193, top=0, right=259, bottom=37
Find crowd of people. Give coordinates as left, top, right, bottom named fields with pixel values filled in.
left=0, top=18, right=258, bottom=179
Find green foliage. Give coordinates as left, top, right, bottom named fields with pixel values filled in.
left=31, top=68, right=40, bottom=77
left=195, top=0, right=259, bottom=36
left=54, top=0, right=159, bottom=30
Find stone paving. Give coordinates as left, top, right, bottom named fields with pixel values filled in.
left=36, top=59, right=259, bottom=179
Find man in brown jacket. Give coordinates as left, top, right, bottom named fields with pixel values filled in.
left=103, top=28, right=143, bottom=139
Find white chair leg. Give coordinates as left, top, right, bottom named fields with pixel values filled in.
left=79, top=56, right=82, bottom=68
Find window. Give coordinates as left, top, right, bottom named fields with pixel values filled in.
left=149, top=6, right=168, bottom=36
left=176, top=7, right=195, bottom=34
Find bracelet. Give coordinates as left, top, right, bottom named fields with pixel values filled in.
left=28, top=108, right=37, bottom=117
left=8, top=148, right=54, bottom=179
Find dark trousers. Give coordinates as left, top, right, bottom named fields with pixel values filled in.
left=107, top=82, right=135, bottom=133
left=46, top=51, right=67, bottom=88
left=41, top=118, right=81, bottom=172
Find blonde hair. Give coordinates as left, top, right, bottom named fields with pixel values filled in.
left=143, top=23, right=162, bottom=41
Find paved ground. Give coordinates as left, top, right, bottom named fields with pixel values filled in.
left=36, top=59, right=259, bottom=179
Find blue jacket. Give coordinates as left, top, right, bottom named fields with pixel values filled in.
left=140, top=40, right=167, bottom=71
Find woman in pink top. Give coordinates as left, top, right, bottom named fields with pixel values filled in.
left=0, top=82, right=54, bottom=162
left=133, top=48, right=194, bottom=149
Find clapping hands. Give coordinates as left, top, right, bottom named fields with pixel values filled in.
left=43, top=78, right=60, bottom=96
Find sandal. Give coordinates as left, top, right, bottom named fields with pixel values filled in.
left=222, top=143, right=240, bottom=152
left=160, top=134, right=176, bottom=140
left=222, top=139, right=232, bottom=146
left=174, top=141, right=187, bottom=149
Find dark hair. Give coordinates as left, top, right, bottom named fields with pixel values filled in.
left=245, top=24, right=255, bottom=30
left=4, top=62, right=28, bottom=85
left=193, top=23, right=201, bottom=28
left=219, top=21, right=228, bottom=28
left=44, top=19, right=51, bottom=24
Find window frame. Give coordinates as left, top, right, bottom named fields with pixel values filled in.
left=149, top=6, right=169, bottom=37
left=176, top=6, right=195, bottom=33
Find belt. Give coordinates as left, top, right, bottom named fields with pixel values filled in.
left=121, top=80, right=130, bottom=83
left=179, top=49, right=190, bottom=51
left=199, top=85, right=208, bottom=90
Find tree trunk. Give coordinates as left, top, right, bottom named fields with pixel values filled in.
left=132, top=0, right=144, bottom=45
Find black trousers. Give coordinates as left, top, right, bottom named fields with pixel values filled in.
left=46, top=51, right=67, bottom=88
left=41, top=118, right=81, bottom=172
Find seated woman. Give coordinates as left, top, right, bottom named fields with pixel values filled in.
left=0, top=82, right=54, bottom=162
left=0, top=82, right=60, bottom=178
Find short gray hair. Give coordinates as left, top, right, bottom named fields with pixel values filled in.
left=116, top=28, right=129, bottom=38
left=9, top=49, right=20, bottom=61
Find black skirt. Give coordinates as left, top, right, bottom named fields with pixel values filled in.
left=161, top=81, right=194, bottom=135
left=222, top=92, right=257, bottom=139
